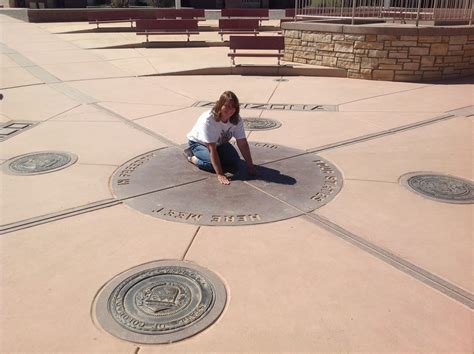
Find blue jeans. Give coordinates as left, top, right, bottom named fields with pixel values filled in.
left=188, top=140, right=240, bottom=174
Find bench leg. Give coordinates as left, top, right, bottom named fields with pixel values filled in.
left=96, top=23, right=99, bottom=29
left=146, top=34, right=149, bottom=43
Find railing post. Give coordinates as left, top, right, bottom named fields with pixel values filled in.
left=352, top=0, right=356, bottom=23
left=470, top=0, right=473, bottom=25
left=175, top=0, right=180, bottom=8
left=415, top=0, right=422, bottom=26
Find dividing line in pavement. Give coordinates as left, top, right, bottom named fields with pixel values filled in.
left=242, top=180, right=474, bottom=310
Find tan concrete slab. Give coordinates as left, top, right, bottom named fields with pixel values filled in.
left=0, top=85, right=79, bottom=121
left=89, top=48, right=143, bottom=61
left=314, top=179, right=473, bottom=294
left=268, top=76, right=427, bottom=105
left=0, top=53, right=21, bottom=68
left=49, top=103, right=122, bottom=122
left=135, top=217, right=472, bottom=352
left=68, top=77, right=196, bottom=106
left=340, top=81, right=474, bottom=112
left=0, top=66, right=43, bottom=88
left=0, top=205, right=197, bottom=353
left=0, top=163, right=115, bottom=224
left=141, top=75, right=279, bottom=104
left=97, top=101, right=189, bottom=121
left=314, top=118, right=473, bottom=292
left=248, top=110, right=386, bottom=150
left=40, top=61, right=128, bottom=81
left=18, top=49, right=103, bottom=65
left=0, top=119, right=166, bottom=165
left=319, top=116, right=473, bottom=182
left=108, top=57, right=158, bottom=76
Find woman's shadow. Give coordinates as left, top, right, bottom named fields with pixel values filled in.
left=230, top=162, right=296, bottom=185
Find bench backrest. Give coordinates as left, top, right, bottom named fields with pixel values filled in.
left=285, top=8, right=296, bottom=17
left=229, top=35, right=284, bottom=50
left=221, top=8, right=269, bottom=18
left=87, top=10, right=150, bottom=21
left=218, top=19, right=259, bottom=30
left=135, top=19, right=199, bottom=31
left=155, top=8, right=205, bottom=19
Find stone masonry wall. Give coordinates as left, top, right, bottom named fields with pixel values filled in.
left=284, top=30, right=474, bottom=81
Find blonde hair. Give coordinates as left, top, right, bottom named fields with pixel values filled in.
left=211, top=91, right=240, bottom=125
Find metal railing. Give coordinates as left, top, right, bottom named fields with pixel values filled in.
left=295, top=0, right=473, bottom=25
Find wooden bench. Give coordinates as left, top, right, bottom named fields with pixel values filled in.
left=218, top=19, right=260, bottom=41
left=221, top=8, right=269, bottom=25
left=135, top=19, right=199, bottom=42
left=87, top=10, right=155, bottom=29
left=155, top=8, right=205, bottom=20
left=227, top=35, right=284, bottom=65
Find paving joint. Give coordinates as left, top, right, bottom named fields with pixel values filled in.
left=182, top=226, right=201, bottom=260
left=241, top=180, right=474, bottom=309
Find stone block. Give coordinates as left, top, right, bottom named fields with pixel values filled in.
left=423, top=71, right=442, bottom=80
left=308, top=59, right=323, bottom=65
left=418, top=36, right=442, bottom=43
left=379, top=64, right=403, bottom=70
left=354, top=41, right=384, bottom=50
left=396, top=70, right=415, bottom=74
left=312, top=33, right=333, bottom=43
left=444, top=56, right=463, bottom=63
left=408, top=55, right=421, bottom=62
left=337, top=60, right=361, bottom=71
left=322, top=56, right=337, bottom=66
left=366, top=34, right=377, bottom=42
left=388, top=51, right=408, bottom=59
left=403, top=62, right=420, bottom=70
left=336, top=52, right=355, bottom=60
left=463, top=44, right=474, bottom=51
left=421, top=56, right=435, bottom=66
left=469, top=35, right=474, bottom=41
left=314, top=42, right=335, bottom=51
left=378, top=58, right=397, bottom=64
left=449, top=35, right=468, bottom=45
left=332, top=34, right=345, bottom=41
left=377, top=35, right=398, bottom=41
left=394, top=73, right=423, bottom=82
left=441, top=36, right=450, bottom=43
left=348, top=71, right=372, bottom=79
left=295, top=50, right=316, bottom=60
left=354, top=49, right=368, bottom=54
left=283, top=53, right=294, bottom=61
left=361, top=57, right=379, bottom=69
left=344, top=34, right=365, bottom=41
left=435, top=57, right=444, bottom=64
left=285, top=30, right=301, bottom=39
left=465, top=50, right=474, bottom=56
left=284, top=38, right=301, bottom=45
left=373, top=70, right=394, bottom=80
left=401, top=36, right=418, bottom=41
left=449, top=51, right=464, bottom=56
left=448, top=45, right=463, bottom=51
left=443, top=67, right=460, bottom=74
left=334, top=42, right=354, bottom=53
left=461, top=68, right=474, bottom=75
left=368, top=50, right=388, bottom=58
left=409, top=47, right=430, bottom=55
left=391, top=41, right=418, bottom=47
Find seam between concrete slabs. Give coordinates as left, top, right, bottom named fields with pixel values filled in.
left=242, top=180, right=474, bottom=309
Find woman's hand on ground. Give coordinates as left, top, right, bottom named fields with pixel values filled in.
left=217, top=174, right=231, bottom=185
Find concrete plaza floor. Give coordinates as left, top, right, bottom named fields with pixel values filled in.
left=1, top=14, right=473, bottom=353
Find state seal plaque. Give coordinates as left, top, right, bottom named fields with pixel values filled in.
left=3, top=151, right=78, bottom=175
left=400, top=172, right=474, bottom=204
left=94, top=260, right=227, bottom=344
left=243, top=118, right=282, bottom=131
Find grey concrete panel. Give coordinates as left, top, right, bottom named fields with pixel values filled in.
left=113, top=143, right=342, bottom=225
left=111, top=147, right=207, bottom=199
left=123, top=177, right=303, bottom=226
left=246, top=153, right=343, bottom=212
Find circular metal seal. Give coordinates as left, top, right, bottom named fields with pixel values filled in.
left=110, top=142, right=343, bottom=226
left=3, top=151, right=78, bottom=175
left=94, top=260, right=227, bottom=344
left=243, top=118, right=282, bottom=131
left=400, top=172, right=474, bottom=204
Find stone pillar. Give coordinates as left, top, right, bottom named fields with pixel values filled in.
left=175, top=0, right=181, bottom=7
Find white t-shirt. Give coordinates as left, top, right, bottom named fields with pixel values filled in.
left=186, top=110, right=246, bottom=146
